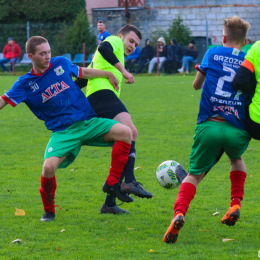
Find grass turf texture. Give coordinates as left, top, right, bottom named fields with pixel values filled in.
left=0, top=75, right=259, bottom=260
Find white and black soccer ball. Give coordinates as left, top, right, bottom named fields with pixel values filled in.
left=156, top=160, right=180, bottom=189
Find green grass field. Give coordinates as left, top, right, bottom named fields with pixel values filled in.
left=0, top=75, right=260, bottom=260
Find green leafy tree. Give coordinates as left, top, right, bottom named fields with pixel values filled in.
left=65, top=10, right=96, bottom=57
left=166, top=15, right=191, bottom=46
left=0, top=0, right=86, bottom=23
left=151, top=15, right=191, bottom=48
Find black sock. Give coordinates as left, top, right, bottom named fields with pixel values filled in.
left=124, top=141, right=136, bottom=183
left=105, top=168, right=126, bottom=207
left=105, top=194, right=116, bottom=207
left=119, top=170, right=125, bottom=185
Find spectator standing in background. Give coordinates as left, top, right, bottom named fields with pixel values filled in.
left=125, top=46, right=140, bottom=72
left=178, top=40, right=198, bottom=74
left=148, top=37, right=167, bottom=73
left=97, top=20, right=110, bottom=45
left=135, top=39, right=154, bottom=74
left=0, top=37, right=22, bottom=73
left=163, top=38, right=182, bottom=74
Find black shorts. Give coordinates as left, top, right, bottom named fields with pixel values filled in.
left=87, top=89, right=128, bottom=119
left=245, top=105, right=260, bottom=140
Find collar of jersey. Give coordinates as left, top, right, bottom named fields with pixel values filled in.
left=31, top=63, right=51, bottom=76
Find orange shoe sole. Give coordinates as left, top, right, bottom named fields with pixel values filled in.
left=221, top=205, right=240, bottom=226
left=163, top=214, right=185, bottom=244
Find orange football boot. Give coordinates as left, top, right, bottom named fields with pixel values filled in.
left=163, top=213, right=185, bottom=244
left=221, top=204, right=240, bottom=226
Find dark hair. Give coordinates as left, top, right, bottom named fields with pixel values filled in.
left=26, top=36, right=48, bottom=54
left=117, top=24, right=142, bottom=40
left=98, top=20, right=104, bottom=24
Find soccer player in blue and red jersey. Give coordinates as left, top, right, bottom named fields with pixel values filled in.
left=0, top=36, right=135, bottom=222
left=97, top=20, right=110, bottom=45
left=164, top=16, right=251, bottom=244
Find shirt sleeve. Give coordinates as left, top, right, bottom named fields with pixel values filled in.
left=103, top=31, right=110, bottom=40
left=63, top=57, right=83, bottom=79
left=2, top=80, right=26, bottom=107
left=99, top=41, right=120, bottom=65
left=198, top=49, right=210, bottom=73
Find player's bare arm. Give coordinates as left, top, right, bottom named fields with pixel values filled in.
left=193, top=71, right=205, bottom=90
left=0, top=97, right=7, bottom=110
left=98, top=41, right=135, bottom=84
left=114, top=62, right=134, bottom=84
left=82, top=68, right=119, bottom=91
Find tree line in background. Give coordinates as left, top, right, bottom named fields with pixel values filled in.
left=0, top=0, right=86, bottom=23
left=0, top=0, right=192, bottom=58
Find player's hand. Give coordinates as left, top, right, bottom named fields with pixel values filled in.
left=109, top=73, right=119, bottom=92
left=123, top=70, right=135, bottom=84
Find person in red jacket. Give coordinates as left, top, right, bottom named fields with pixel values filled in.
left=0, top=37, right=22, bottom=72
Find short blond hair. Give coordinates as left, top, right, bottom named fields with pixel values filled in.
left=223, top=16, right=251, bottom=45
left=26, top=36, right=48, bottom=54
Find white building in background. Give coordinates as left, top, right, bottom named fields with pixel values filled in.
left=85, top=0, right=260, bottom=45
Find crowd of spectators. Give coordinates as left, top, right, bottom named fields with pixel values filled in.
left=0, top=21, right=198, bottom=75
left=124, top=37, right=199, bottom=74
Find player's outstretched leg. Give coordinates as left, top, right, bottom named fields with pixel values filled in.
left=221, top=165, right=246, bottom=226
left=39, top=175, right=56, bottom=222
left=164, top=173, right=204, bottom=243
left=113, top=112, right=153, bottom=199
left=120, top=141, right=153, bottom=199
left=102, top=125, right=133, bottom=203
left=163, top=182, right=196, bottom=243
left=39, top=156, right=65, bottom=222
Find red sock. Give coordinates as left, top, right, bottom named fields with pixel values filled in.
left=174, top=182, right=196, bottom=217
left=39, top=175, right=57, bottom=214
left=230, top=171, right=246, bottom=207
left=106, top=141, right=131, bottom=186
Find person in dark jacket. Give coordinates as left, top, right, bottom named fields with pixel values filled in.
left=135, top=39, right=154, bottom=74
left=178, top=40, right=198, bottom=73
left=0, top=37, right=22, bottom=72
left=163, top=38, right=182, bottom=74
left=148, top=37, right=167, bottom=73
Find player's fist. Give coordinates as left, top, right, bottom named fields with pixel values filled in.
left=122, top=70, right=135, bottom=84
left=109, top=73, right=119, bottom=92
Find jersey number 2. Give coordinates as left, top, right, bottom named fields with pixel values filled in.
left=215, top=66, right=242, bottom=100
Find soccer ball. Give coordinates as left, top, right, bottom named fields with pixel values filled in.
left=156, top=160, right=180, bottom=189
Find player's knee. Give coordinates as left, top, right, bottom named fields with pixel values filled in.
left=116, top=125, right=132, bottom=143
left=42, top=163, right=56, bottom=178
left=131, top=126, right=138, bottom=140
left=123, top=126, right=132, bottom=143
